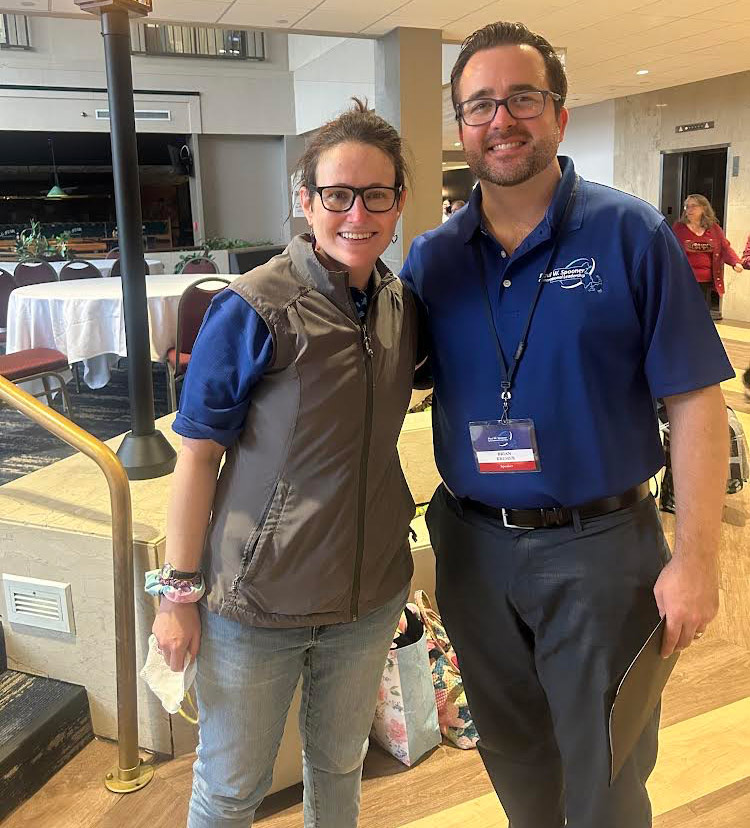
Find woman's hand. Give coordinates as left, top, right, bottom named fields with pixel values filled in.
left=152, top=598, right=201, bottom=672
left=733, top=263, right=743, bottom=273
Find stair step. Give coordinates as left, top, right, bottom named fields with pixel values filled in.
left=0, top=669, right=94, bottom=821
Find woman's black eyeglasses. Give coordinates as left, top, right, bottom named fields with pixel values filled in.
left=456, top=90, right=562, bottom=126
left=309, top=185, right=402, bottom=213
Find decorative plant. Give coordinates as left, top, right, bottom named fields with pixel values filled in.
left=200, top=237, right=273, bottom=250
left=53, top=232, right=72, bottom=260
left=175, top=250, right=216, bottom=274
left=15, top=219, right=51, bottom=260
left=14, top=220, right=73, bottom=260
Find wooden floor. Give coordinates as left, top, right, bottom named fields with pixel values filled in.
left=5, top=323, right=750, bottom=828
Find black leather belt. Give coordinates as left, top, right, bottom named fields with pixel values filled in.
left=458, top=482, right=651, bottom=529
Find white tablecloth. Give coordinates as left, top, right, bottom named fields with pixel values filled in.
left=1, top=258, right=164, bottom=278
left=6, top=274, right=236, bottom=389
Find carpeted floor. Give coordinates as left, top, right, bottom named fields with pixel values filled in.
left=0, top=363, right=171, bottom=486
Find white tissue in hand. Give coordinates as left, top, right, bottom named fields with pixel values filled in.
left=140, top=633, right=197, bottom=714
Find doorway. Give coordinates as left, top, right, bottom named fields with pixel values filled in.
left=660, top=146, right=728, bottom=317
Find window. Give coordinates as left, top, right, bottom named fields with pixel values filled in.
left=1, top=14, right=32, bottom=50
left=131, top=23, right=265, bottom=61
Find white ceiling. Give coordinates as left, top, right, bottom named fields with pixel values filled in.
left=6, top=0, right=750, bottom=120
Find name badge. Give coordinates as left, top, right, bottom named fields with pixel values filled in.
left=468, top=419, right=541, bottom=474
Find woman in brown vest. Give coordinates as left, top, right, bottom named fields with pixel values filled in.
left=151, top=99, right=422, bottom=827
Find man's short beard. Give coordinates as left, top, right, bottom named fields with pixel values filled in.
left=465, top=132, right=560, bottom=187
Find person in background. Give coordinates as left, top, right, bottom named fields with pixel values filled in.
left=442, top=198, right=452, bottom=223
left=672, top=194, right=743, bottom=319
left=450, top=199, right=466, bottom=215
left=152, top=99, right=419, bottom=828
left=401, top=20, right=732, bottom=828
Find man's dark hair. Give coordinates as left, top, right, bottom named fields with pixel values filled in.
left=450, top=21, right=567, bottom=117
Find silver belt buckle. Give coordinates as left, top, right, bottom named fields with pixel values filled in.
left=501, top=508, right=523, bottom=529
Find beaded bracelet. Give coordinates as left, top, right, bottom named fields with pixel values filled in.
left=145, top=563, right=206, bottom=604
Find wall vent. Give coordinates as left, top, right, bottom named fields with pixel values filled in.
left=3, top=574, right=75, bottom=634
left=95, top=109, right=171, bottom=121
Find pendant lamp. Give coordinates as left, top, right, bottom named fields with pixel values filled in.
left=46, top=138, right=68, bottom=199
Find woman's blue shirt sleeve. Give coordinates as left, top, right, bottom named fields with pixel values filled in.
left=172, top=290, right=273, bottom=447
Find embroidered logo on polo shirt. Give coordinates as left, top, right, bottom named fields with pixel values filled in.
left=539, top=257, right=603, bottom=293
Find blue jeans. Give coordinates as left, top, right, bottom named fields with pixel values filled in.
left=187, top=586, right=408, bottom=827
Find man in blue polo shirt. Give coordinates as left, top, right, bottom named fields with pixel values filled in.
left=401, top=21, right=733, bottom=828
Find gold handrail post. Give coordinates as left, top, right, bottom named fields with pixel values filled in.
left=0, top=376, right=154, bottom=793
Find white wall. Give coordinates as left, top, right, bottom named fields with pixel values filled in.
left=559, top=99, right=615, bottom=186
left=291, top=36, right=375, bottom=136
left=0, top=16, right=296, bottom=136
left=442, top=43, right=461, bottom=86
left=198, top=135, right=288, bottom=244
left=288, top=34, right=345, bottom=72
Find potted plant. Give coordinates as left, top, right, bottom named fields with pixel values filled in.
left=15, top=220, right=73, bottom=262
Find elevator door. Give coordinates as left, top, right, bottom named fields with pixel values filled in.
left=660, top=146, right=728, bottom=319
left=660, top=147, right=727, bottom=226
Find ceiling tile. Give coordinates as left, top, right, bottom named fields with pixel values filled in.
left=700, top=1, right=749, bottom=23
left=316, top=0, right=404, bottom=11
left=293, top=10, right=390, bottom=33
left=4, top=0, right=51, bottom=10
left=219, top=4, right=315, bottom=26
left=148, top=0, right=233, bottom=26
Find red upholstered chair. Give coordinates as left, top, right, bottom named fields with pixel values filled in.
left=0, top=268, right=14, bottom=353
left=59, top=260, right=102, bottom=281
left=106, top=246, right=120, bottom=260
left=0, top=347, right=72, bottom=415
left=110, top=258, right=150, bottom=278
left=180, top=256, right=219, bottom=275
left=13, top=259, right=57, bottom=287
left=165, top=277, right=230, bottom=412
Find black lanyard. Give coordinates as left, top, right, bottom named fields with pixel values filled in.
left=476, top=177, right=578, bottom=423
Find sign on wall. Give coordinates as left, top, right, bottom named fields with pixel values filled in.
left=675, top=121, right=715, bottom=134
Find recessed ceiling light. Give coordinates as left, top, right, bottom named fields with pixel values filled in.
left=277, top=19, right=289, bottom=24
left=453, top=142, right=461, bottom=147
left=636, top=69, right=649, bottom=75
left=20, top=1, right=36, bottom=6
left=655, top=103, right=668, bottom=108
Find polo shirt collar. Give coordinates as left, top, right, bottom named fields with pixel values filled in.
left=456, top=155, right=584, bottom=245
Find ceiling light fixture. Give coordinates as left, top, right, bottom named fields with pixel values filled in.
left=453, top=141, right=461, bottom=147
left=46, top=138, right=68, bottom=199
left=636, top=69, right=649, bottom=75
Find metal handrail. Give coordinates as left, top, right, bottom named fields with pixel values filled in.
left=0, top=376, right=154, bottom=793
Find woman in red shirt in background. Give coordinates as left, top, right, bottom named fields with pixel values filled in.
left=672, top=194, right=743, bottom=317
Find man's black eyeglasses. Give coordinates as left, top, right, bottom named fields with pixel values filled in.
left=309, top=185, right=402, bottom=213
left=456, top=90, right=562, bottom=126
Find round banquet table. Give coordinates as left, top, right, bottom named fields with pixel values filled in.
left=5, top=273, right=236, bottom=389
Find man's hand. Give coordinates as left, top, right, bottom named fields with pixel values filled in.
left=152, top=599, right=201, bottom=672
left=654, top=553, right=719, bottom=657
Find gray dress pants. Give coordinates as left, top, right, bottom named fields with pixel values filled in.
left=426, top=484, right=671, bottom=828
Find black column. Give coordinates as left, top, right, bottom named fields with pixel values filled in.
left=101, top=9, right=175, bottom=480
